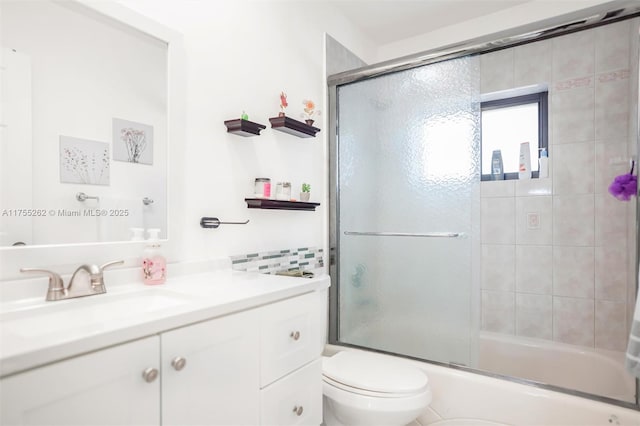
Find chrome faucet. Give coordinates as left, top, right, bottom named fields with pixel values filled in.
left=20, top=260, right=124, bottom=301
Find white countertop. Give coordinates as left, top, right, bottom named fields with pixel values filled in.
left=0, top=267, right=330, bottom=377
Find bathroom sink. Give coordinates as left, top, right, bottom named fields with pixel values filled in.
left=0, top=288, right=197, bottom=339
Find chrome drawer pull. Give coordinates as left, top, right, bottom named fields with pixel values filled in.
left=142, top=367, right=159, bottom=383
left=293, top=405, right=304, bottom=416
left=290, top=331, right=301, bottom=341
left=171, top=356, right=187, bottom=371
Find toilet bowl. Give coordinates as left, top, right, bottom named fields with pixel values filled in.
left=322, top=351, right=432, bottom=426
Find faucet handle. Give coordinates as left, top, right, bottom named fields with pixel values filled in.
left=20, top=268, right=66, bottom=301
left=99, top=260, right=125, bottom=273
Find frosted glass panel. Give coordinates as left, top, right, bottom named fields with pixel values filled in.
left=337, top=56, right=480, bottom=366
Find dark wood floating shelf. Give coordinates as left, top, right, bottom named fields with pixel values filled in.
left=269, top=116, right=321, bottom=138
left=245, top=198, right=320, bottom=211
left=224, top=119, right=267, bottom=137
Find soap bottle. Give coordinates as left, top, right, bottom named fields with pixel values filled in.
left=491, top=149, right=504, bottom=180
left=538, top=148, right=549, bottom=178
left=142, top=228, right=166, bottom=285
left=130, top=227, right=144, bottom=241
left=518, top=142, right=531, bottom=179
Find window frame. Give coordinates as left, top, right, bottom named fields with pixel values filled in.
left=480, top=91, right=549, bottom=181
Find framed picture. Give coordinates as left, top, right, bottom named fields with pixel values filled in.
left=112, top=118, right=154, bottom=165
left=59, top=136, right=110, bottom=185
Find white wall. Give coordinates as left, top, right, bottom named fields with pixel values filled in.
left=117, top=0, right=376, bottom=263
left=1, top=0, right=167, bottom=245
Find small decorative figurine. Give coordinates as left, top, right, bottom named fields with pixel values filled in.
left=241, top=111, right=249, bottom=120
left=302, top=99, right=321, bottom=126
left=279, top=92, right=288, bottom=117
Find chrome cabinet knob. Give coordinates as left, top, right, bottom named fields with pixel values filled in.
left=171, top=356, right=187, bottom=371
left=293, top=406, right=304, bottom=416
left=290, top=331, right=301, bottom=341
left=142, top=367, right=159, bottom=383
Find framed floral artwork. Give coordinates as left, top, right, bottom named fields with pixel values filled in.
left=112, top=118, right=154, bottom=165
left=59, top=136, right=110, bottom=186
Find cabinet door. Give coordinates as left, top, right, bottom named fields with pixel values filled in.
left=0, top=336, right=160, bottom=426
left=260, top=289, right=327, bottom=386
left=161, top=310, right=260, bottom=425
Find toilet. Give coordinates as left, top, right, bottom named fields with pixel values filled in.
left=322, top=351, right=432, bottom=426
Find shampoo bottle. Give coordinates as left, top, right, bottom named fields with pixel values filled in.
left=491, top=150, right=504, bottom=180
left=539, top=148, right=549, bottom=178
left=142, top=228, right=166, bottom=285
left=518, top=142, right=531, bottom=179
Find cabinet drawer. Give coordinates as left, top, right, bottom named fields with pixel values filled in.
left=259, top=290, right=326, bottom=386
left=260, top=359, right=322, bottom=426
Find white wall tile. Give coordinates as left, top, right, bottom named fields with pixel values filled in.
left=475, top=21, right=636, bottom=353
left=553, top=296, right=594, bottom=346
left=481, top=180, right=515, bottom=198
left=595, top=20, right=631, bottom=73
left=482, top=290, right=515, bottom=334
left=516, top=293, right=552, bottom=339
left=552, top=30, right=594, bottom=81
left=595, top=142, right=629, bottom=194
left=482, top=244, right=516, bottom=291
left=553, top=246, right=594, bottom=298
left=480, top=49, right=514, bottom=94
left=514, top=39, right=552, bottom=87
left=595, top=245, right=628, bottom=302
left=515, top=196, right=552, bottom=245
left=516, top=245, right=552, bottom=295
left=595, top=71, right=630, bottom=141
left=594, top=193, right=628, bottom=247
left=515, top=178, right=551, bottom=197
left=552, top=142, right=595, bottom=195
left=595, top=300, right=627, bottom=351
left=553, top=195, right=594, bottom=246
left=551, top=82, right=595, bottom=144
left=481, top=197, right=515, bottom=244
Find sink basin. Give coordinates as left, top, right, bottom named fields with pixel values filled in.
left=0, top=288, right=197, bottom=339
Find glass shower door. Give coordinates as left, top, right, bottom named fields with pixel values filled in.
left=336, top=56, right=481, bottom=366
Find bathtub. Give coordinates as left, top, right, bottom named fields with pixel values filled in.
left=324, top=344, right=640, bottom=426
left=478, top=331, right=636, bottom=403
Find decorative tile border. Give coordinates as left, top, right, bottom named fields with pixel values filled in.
left=555, top=76, right=593, bottom=91
left=230, top=247, right=324, bottom=274
left=597, top=69, right=629, bottom=83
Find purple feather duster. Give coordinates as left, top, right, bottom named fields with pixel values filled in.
left=608, top=161, right=637, bottom=201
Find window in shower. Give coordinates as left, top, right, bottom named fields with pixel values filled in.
left=480, top=91, right=548, bottom=180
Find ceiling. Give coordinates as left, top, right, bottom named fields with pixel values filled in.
left=328, top=0, right=532, bottom=45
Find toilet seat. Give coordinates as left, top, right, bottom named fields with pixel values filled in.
left=322, top=352, right=429, bottom=398
left=323, top=375, right=426, bottom=398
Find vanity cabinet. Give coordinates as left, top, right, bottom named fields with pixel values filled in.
left=0, top=336, right=160, bottom=426
left=0, top=288, right=327, bottom=426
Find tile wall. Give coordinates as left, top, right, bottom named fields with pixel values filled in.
left=480, top=19, right=638, bottom=351
left=230, top=247, right=324, bottom=274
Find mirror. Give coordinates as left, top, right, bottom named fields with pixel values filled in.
left=0, top=0, right=168, bottom=247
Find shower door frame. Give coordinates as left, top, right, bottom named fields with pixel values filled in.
left=328, top=1, right=640, bottom=410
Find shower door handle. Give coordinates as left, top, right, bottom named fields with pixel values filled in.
left=344, top=231, right=462, bottom=238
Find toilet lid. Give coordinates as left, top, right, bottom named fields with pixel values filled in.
left=322, top=352, right=428, bottom=395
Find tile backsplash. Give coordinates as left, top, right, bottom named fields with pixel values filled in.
left=231, top=247, right=324, bottom=274
left=479, top=18, right=638, bottom=352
